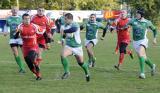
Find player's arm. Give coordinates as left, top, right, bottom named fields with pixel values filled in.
left=59, top=25, right=66, bottom=46
left=63, top=25, right=78, bottom=33
left=3, top=18, right=10, bottom=36
left=98, top=22, right=107, bottom=40
left=80, top=23, right=85, bottom=30
left=14, top=24, right=21, bottom=39
left=119, top=18, right=132, bottom=31
left=148, top=21, right=157, bottom=44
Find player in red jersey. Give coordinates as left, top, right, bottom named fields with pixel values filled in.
left=114, top=10, right=133, bottom=70
left=31, top=7, right=52, bottom=65
left=16, top=13, right=45, bottom=80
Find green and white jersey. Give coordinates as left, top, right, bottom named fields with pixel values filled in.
left=85, top=21, right=105, bottom=40
left=64, top=22, right=81, bottom=48
left=60, top=16, right=65, bottom=25
left=6, top=15, right=22, bottom=39
left=128, top=18, right=157, bottom=41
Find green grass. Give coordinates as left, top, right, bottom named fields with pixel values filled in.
left=0, top=32, right=160, bottom=93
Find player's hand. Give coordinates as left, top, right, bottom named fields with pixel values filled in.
left=100, top=36, right=104, bottom=40
left=153, top=38, right=157, bottom=45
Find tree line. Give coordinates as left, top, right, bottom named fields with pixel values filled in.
left=0, top=0, right=160, bottom=25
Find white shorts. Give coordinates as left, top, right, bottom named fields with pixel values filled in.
left=85, top=39, right=98, bottom=46
left=9, top=38, right=23, bottom=45
left=133, top=39, right=148, bottom=53
left=65, top=45, right=83, bottom=56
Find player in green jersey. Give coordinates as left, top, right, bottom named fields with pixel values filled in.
left=80, top=14, right=107, bottom=67
left=60, top=13, right=90, bottom=82
left=5, top=6, right=25, bottom=73
left=127, top=8, right=157, bottom=79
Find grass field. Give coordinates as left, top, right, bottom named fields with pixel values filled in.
left=0, top=32, right=160, bottom=93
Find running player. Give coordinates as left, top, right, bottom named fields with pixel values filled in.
left=31, top=7, right=52, bottom=65
left=125, top=8, right=157, bottom=79
left=114, top=10, right=133, bottom=70
left=5, top=6, right=25, bottom=73
left=60, top=13, right=90, bottom=82
left=16, top=13, right=45, bottom=80
left=80, top=14, right=107, bottom=67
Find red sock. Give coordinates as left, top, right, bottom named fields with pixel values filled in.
left=119, top=53, right=124, bottom=64
left=36, top=72, right=41, bottom=77
left=31, top=68, right=37, bottom=74
left=115, top=42, right=119, bottom=54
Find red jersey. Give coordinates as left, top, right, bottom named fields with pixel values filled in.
left=17, top=23, right=44, bottom=57
left=116, top=18, right=130, bottom=44
left=31, top=15, right=51, bottom=46
left=31, top=14, right=51, bottom=33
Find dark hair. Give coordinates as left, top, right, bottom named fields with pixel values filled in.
left=90, top=14, right=96, bottom=17
left=22, top=13, right=30, bottom=19
left=64, top=13, right=73, bottom=20
left=136, top=8, right=145, bottom=17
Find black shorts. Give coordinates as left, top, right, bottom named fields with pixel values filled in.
left=38, top=44, right=45, bottom=49
left=25, top=50, right=38, bottom=64
left=119, top=42, right=128, bottom=54
left=10, top=43, right=22, bottom=48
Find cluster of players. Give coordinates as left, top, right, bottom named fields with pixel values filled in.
left=4, top=6, right=158, bottom=82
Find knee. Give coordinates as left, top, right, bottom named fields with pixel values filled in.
left=86, top=45, right=91, bottom=51
left=119, top=48, right=126, bottom=54
left=61, top=54, right=67, bottom=58
left=78, top=62, right=84, bottom=66
left=13, top=52, right=19, bottom=56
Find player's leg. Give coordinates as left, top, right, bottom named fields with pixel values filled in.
left=44, top=32, right=53, bottom=50
left=10, top=43, right=25, bottom=73
left=37, top=44, right=45, bottom=66
left=115, top=41, right=119, bottom=54
left=61, top=46, right=72, bottom=79
left=145, top=58, right=156, bottom=76
left=114, top=42, right=127, bottom=70
left=85, top=41, right=96, bottom=67
left=126, top=42, right=133, bottom=59
left=137, top=45, right=147, bottom=79
left=28, top=50, right=41, bottom=80
left=74, top=47, right=90, bottom=82
left=24, top=50, right=41, bottom=80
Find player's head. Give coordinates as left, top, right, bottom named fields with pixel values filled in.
left=22, top=13, right=30, bottom=25
left=11, top=6, right=19, bottom=16
left=121, top=10, right=128, bottom=19
left=37, top=7, right=45, bottom=16
left=89, top=14, right=96, bottom=23
left=136, top=8, right=145, bottom=19
left=64, top=13, right=73, bottom=24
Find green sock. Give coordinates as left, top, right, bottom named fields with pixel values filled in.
left=81, top=63, right=89, bottom=75
left=139, top=56, right=145, bottom=73
left=15, top=56, right=25, bottom=70
left=61, top=57, right=69, bottom=73
left=145, top=58, right=153, bottom=69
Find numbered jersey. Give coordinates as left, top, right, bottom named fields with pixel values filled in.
left=6, top=16, right=22, bottom=39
